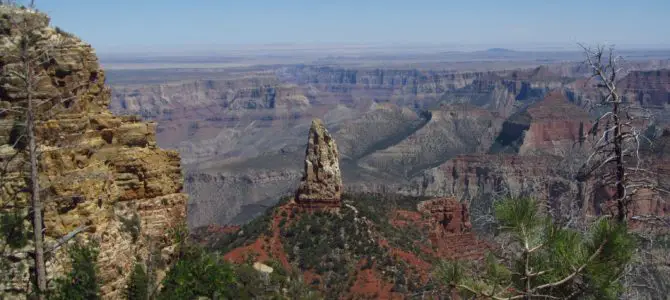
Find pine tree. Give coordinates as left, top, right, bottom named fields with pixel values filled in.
left=436, top=197, right=635, bottom=300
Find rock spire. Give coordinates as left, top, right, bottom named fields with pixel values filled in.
left=295, top=119, right=343, bottom=209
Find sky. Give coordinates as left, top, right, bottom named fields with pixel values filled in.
left=29, top=0, right=670, bottom=55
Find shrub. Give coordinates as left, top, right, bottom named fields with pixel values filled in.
left=0, top=210, right=28, bottom=249
left=158, top=246, right=236, bottom=300
left=119, top=213, right=141, bottom=243
left=125, top=263, right=149, bottom=300
left=52, top=241, right=101, bottom=300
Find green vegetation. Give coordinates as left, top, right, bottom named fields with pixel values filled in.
left=1, top=211, right=29, bottom=249
left=198, top=192, right=433, bottom=298
left=231, top=261, right=321, bottom=299
left=278, top=193, right=431, bottom=298
left=54, top=26, right=75, bottom=38
left=125, top=263, right=149, bottom=300
left=166, top=221, right=189, bottom=257
left=158, top=243, right=320, bottom=299
left=212, top=196, right=292, bottom=253
left=436, top=197, right=635, bottom=299
left=343, top=193, right=431, bottom=259
left=8, top=119, right=27, bottom=150
left=119, top=213, right=141, bottom=243
left=52, top=241, right=101, bottom=300
left=281, top=209, right=370, bottom=294
left=0, top=211, right=29, bottom=292
left=158, top=246, right=236, bottom=300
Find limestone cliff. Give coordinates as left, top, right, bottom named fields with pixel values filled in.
left=0, top=7, right=186, bottom=298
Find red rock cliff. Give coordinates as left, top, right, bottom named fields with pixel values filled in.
left=418, top=198, right=487, bottom=260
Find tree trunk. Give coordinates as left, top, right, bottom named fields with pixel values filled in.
left=612, top=102, right=626, bottom=223
left=27, top=76, right=47, bottom=299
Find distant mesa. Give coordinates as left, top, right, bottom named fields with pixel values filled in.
left=294, top=118, right=343, bottom=210
left=485, top=47, right=516, bottom=53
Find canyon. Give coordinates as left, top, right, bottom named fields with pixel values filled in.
left=1, top=3, right=669, bottom=299
left=110, top=59, right=670, bottom=229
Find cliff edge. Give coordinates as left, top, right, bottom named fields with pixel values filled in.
left=0, top=7, right=187, bottom=298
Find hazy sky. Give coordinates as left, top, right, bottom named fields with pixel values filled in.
left=32, top=0, right=670, bottom=54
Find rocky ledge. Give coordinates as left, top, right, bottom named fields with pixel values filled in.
left=0, top=7, right=186, bottom=299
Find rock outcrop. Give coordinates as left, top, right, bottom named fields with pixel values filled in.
left=402, top=154, right=560, bottom=200
left=417, top=198, right=486, bottom=259
left=620, top=69, right=670, bottom=108
left=0, top=7, right=186, bottom=298
left=493, top=90, right=591, bottom=154
left=294, top=119, right=343, bottom=209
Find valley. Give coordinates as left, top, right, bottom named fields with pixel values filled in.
left=108, top=54, right=670, bottom=228
left=2, top=2, right=670, bottom=299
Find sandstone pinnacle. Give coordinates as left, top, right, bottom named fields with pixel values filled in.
left=295, top=119, right=343, bottom=209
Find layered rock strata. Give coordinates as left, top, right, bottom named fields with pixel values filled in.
left=493, top=90, right=591, bottom=154
left=0, top=7, right=186, bottom=298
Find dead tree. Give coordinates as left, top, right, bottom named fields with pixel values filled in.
left=576, top=44, right=658, bottom=223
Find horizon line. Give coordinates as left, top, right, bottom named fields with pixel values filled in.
left=97, top=42, right=670, bottom=57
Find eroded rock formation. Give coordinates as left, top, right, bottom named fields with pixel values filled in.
left=418, top=198, right=472, bottom=234
left=417, top=198, right=486, bottom=259
left=359, top=103, right=504, bottom=177
left=0, top=8, right=186, bottom=298
left=494, top=90, right=591, bottom=154
left=295, top=119, right=343, bottom=209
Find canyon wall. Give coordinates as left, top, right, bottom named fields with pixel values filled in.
left=109, top=65, right=572, bottom=226
left=109, top=51, right=670, bottom=227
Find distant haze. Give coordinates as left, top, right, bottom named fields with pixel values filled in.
left=32, top=0, right=670, bottom=56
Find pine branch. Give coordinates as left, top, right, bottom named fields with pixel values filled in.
left=532, top=238, right=607, bottom=292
